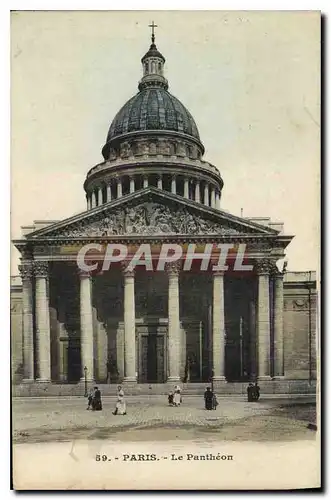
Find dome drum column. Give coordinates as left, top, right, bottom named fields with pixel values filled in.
left=91, top=191, right=97, bottom=209
left=130, top=176, right=135, bottom=194
left=143, top=176, right=148, bottom=188
left=157, top=175, right=163, bottom=190
left=117, top=178, right=123, bottom=198
left=184, top=178, right=189, bottom=199
left=86, top=195, right=91, bottom=211
left=171, top=175, right=177, bottom=194
left=107, top=183, right=112, bottom=202
left=97, top=186, right=103, bottom=206
left=195, top=181, right=201, bottom=203
left=211, top=186, right=216, bottom=208
left=215, top=190, right=221, bottom=209
left=204, top=183, right=209, bottom=206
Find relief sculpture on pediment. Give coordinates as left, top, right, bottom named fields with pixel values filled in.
left=48, top=202, right=242, bottom=237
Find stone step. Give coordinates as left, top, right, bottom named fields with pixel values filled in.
left=12, top=380, right=316, bottom=397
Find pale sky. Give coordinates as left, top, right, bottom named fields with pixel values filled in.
left=11, top=10, right=320, bottom=274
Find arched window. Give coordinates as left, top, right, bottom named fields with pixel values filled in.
left=158, top=62, right=162, bottom=71
left=145, top=62, right=148, bottom=74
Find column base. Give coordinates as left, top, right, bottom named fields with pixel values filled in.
left=167, top=376, right=181, bottom=383
left=272, top=375, right=285, bottom=380
left=80, top=377, right=94, bottom=383
left=36, top=378, right=51, bottom=383
left=257, top=376, right=272, bottom=381
left=123, top=377, right=137, bottom=383
left=212, top=376, right=226, bottom=382
left=22, top=378, right=34, bottom=384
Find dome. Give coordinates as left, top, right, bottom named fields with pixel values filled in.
left=105, top=87, right=201, bottom=143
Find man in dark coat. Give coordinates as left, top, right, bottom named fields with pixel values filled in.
left=247, top=383, right=254, bottom=402
left=92, top=386, right=102, bottom=411
left=204, top=387, right=213, bottom=410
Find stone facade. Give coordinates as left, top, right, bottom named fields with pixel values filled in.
left=11, top=34, right=318, bottom=395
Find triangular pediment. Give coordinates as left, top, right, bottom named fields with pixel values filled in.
left=24, top=188, right=279, bottom=239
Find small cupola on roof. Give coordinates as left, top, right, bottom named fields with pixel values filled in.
left=139, top=22, right=168, bottom=91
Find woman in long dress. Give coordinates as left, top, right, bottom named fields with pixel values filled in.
left=173, top=385, right=182, bottom=407
left=113, top=385, right=127, bottom=415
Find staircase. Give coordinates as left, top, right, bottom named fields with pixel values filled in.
left=12, top=380, right=316, bottom=397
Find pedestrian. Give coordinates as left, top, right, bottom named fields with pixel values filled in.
left=86, top=387, right=95, bottom=410
left=113, top=385, right=126, bottom=415
left=168, top=391, right=174, bottom=406
left=92, top=386, right=102, bottom=411
left=204, top=387, right=213, bottom=410
left=212, top=392, right=218, bottom=410
left=173, top=385, right=182, bottom=406
left=247, top=383, right=254, bottom=402
left=254, top=382, right=260, bottom=401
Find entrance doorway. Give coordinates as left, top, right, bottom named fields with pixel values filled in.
left=139, top=334, right=166, bottom=383
left=67, top=339, right=81, bottom=382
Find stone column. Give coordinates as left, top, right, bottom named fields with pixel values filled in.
left=123, top=266, right=137, bottom=382
left=204, top=184, right=209, bottom=206
left=86, top=196, right=90, bottom=211
left=273, top=271, right=284, bottom=377
left=130, top=176, right=135, bottom=193
left=117, top=178, right=122, bottom=198
left=143, top=176, right=148, bottom=188
left=19, top=262, right=34, bottom=382
left=97, top=186, right=103, bottom=206
left=215, top=191, right=221, bottom=209
left=157, top=175, right=163, bottom=190
left=166, top=262, right=181, bottom=382
left=184, top=178, right=189, bottom=199
left=211, top=186, right=216, bottom=208
left=34, top=262, right=51, bottom=382
left=106, top=183, right=112, bottom=202
left=91, top=191, right=97, bottom=209
left=79, top=271, right=94, bottom=382
left=256, top=260, right=271, bottom=379
left=212, top=271, right=226, bottom=381
left=195, top=181, right=200, bottom=203
left=171, top=175, right=177, bottom=194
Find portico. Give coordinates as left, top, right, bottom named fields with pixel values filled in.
left=17, top=228, right=287, bottom=387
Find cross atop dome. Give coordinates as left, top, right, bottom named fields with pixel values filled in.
left=148, top=21, right=158, bottom=44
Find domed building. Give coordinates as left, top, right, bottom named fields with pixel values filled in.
left=11, top=31, right=316, bottom=395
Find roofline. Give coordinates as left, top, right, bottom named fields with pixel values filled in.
left=18, top=187, right=282, bottom=238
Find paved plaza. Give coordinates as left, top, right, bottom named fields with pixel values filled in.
left=12, top=395, right=316, bottom=444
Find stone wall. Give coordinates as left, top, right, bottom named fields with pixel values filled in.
left=10, top=279, right=23, bottom=383
left=283, top=276, right=317, bottom=380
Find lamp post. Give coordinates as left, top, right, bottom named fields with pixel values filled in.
left=84, top=366, right=88, bottom=397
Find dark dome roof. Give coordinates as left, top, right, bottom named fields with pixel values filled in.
left=106, top=87, right=201, bottom=143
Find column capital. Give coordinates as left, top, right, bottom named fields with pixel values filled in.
left=19, top=262, right=34, bottom=281
left=270, top=262, right=283, bottom=278
left=254, top=258, right=272, bottom=275
left=165, top=261, right=182, bottom=275
left=78, top=269, right=92, bottom=279
left=212, top=270, right=225, bottom=277
left=33, top=261, right=49, bottom=278
left=121, top=262, right=135, bottom=278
